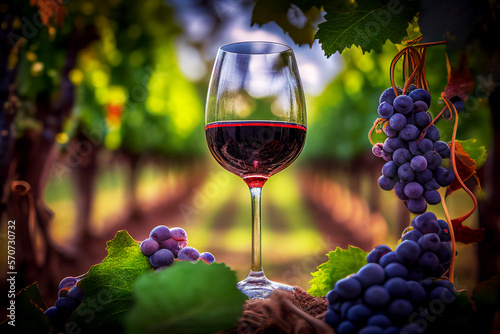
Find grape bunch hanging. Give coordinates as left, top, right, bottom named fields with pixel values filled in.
left=372, top=86, right=455, bottom=214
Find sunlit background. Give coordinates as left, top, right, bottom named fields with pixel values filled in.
left=0, top=0, right=493, bottom=307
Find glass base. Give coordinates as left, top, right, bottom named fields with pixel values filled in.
left=237, top=270, right=295, bottom=299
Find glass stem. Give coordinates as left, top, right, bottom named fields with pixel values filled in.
left=250, top=187, right=263, bottom=272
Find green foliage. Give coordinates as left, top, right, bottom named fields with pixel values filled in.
left=316, top=0, right=419, bottom=55
left=0, top=283, right=50, bottom=333
left=124, top=262, right=247, bottom=334
left=70, top=230, right=151, bottom=334
left=456, top=139, right=487, bottom=168
left=308, top=245, right=367, bottom=297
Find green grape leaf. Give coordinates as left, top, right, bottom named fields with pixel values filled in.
left=316, top=0, right=419, bottom=56
left=124, top=261, right=247, bottom=334
left=251, top=0, right=324, bottom=46
left=69, top=230, right=151, bottom=334
left=456, top=139, right=487, bottom=169
left=308, top=245, right=367, bottom=297
left=0, top=282, right=50, bottom=333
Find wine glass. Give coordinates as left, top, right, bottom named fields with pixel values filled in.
left=205, top=41, right=307, bottom=299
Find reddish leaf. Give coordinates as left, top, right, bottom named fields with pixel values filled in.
left=444, top=53, right=474, bottom=101
left=30, top=0, right=66, bottom=28
left=446, top=141, right=477, bottom=196
left=451, top=215, right=485, bottom=244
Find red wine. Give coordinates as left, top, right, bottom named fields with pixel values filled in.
left=205, top=121, right=306, bottom=187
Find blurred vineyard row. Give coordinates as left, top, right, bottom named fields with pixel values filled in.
left=0, top=0, right=494, bottom=307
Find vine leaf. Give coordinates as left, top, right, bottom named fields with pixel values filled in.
left=0, top=283, right=50, bottom=333
left=69, top=230, right=151, bottom=334
left=251, top=0, right=324, bottom=46
left=308, top=245, right=367, bottom=297
left=316, top=0, right=419, bottom=56
left=446, top=140, right=485, bottom=196
left=124, top=262, right=247, bottom=334
left=444, top=53, right=475, bottom=101
left=451, top=215, right=485, bottom=244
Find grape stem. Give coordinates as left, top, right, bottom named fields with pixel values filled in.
left=440, top=192, right=456, bottom=284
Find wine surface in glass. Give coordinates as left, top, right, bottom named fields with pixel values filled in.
left=205, top=120, right=306, bottom=187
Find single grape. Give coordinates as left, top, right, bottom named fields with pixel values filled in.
left=394, top=181, right=409, bottom=200
left=335, top=277, right=363, bottom=299
left=435, top=166, right=455, bottom=186
left=384, top=124, right=398, bottom=138
left=367, top=245, right=392, bottom=263
left=393, top=148, right=411, bottom=165
left=161, top=238, right=182, bottom=256
left=412, top=212, right=436, bottom=227
left=177, top=246, right=200, bottom=263
left=149, top=249, right=175, bottom=267
left=415, top=111, right=431, bottom=127
left=384, top=137, right=406, bottom=152
left=424, top=178, right=440, bottom=191
left=406, top=197, right=427, bottom=214
left=379, top=87, right=402, bottom=104
left=336, top=320, right=357, bottom=334
left=67, top=285, right=84, bottom=303
left=44, top=306, right=62, bottom=325
left=356, top=263, right=386, bottom=288
left=382, top=161, right=398, bottom=179
left=340, top=300, right=354, bottom=319
left=401, top=229, right=423, bottom=242
left=413, top=215, right=440, bottom=235
left=381, top=149, right=393, bottom=162
left=406, top=84, right=418, bottom=93
left=378, top=102, right=394, bottom=119
left=384, top=277, right=408, bottom=299
left=418, top=252, right=440, bottom=271
left=424, top=125, right=440, bottom=142
left=395, top=240, right=421, bottom=264
left=424, top=190, right=441, bottom=205
left=385, top=262, right=409, bottom=279
left=404, top=182, right=424, bottom=199
left=398, top=163, right=415, bottom=182
left=140, top=238, right=160, bottom=257
left=59, top=277, right=77, bottom=290
left=415, top=169, right=433, bottom=184
left=372, top=143, right=384, bottom=157
left=170, top=227, right=188, bottom=241
left=434, top=141, right=450, bottom=158
left=149, top=225, right=171, bottom=242
left=346, top=304, right=373, bottom=324
left=399, top=124, right=420, bottom=141
left=199, top=252, right=215, bottom=264
left=326, top=289, right=341, bottom=305
left=418, top=233, right=441, bottom=252
left=367, top=314, right=392, bottom=329
left=387, top=299, right=414, bottom=320
left=324, top=309, right=341, bottom=327
left=393, top=95, right=414, bottom=114
left=436, top=242, right=452, bottom=264
left=408, top=140, right=422, bottom=155
left=389, top=113, right=407, bottom=132
left=409, top=88, right=431, bottom=106
left=423, top=151, right=443, bottom=170
left=429, top=286, right=455, bottom=303
left=437, top=219, right=451, bottom=242
left=378, top=176, right=396, bottom=191
left=55, top=297, right=79, bottom=316
left=417, top=138, right=433, bottom=153
left=410, top=156, right=427, bottom=173
left=413, top=101, right=429, bottom=112
left=379, top=251, right=398, bottom=267
left=364, top=285, right=390, bottom=308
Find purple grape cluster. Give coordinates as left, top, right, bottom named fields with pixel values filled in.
left=324, top=212, right=454, bottom=333
left=44, top=276, right=84, bottom=331
left=373, top=87, right=455, bottom=214
left=140, top=225, right=215, bottom=270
